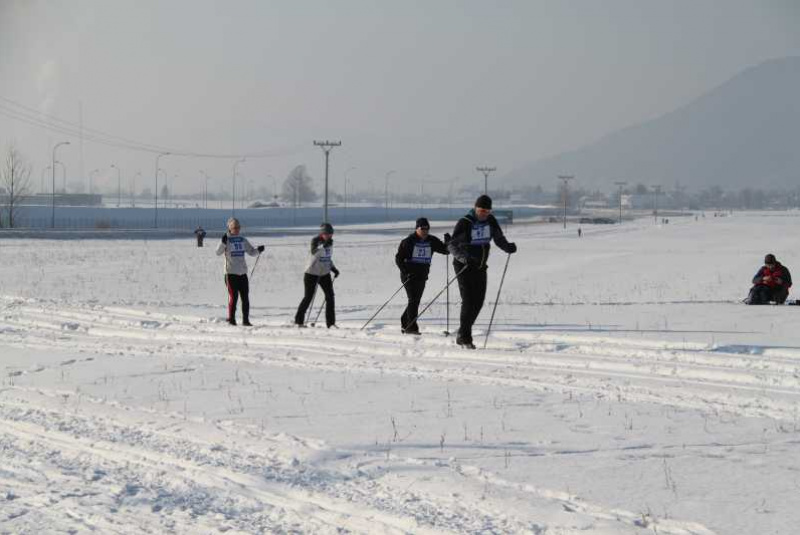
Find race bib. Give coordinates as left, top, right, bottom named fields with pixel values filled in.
left=410, top=242, right=432, bottom=264
left=471, top=223, right=491, bottom=245
left=229, top=236, right=245, bottom=257
left=320, top=246, right=333, bottom=264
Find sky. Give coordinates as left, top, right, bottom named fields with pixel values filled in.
left=1, top=0, right=798, bottom=199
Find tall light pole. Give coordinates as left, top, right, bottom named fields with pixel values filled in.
left=132, top=171, right=141, bottom=207
left=614, top=181, right=627, bottom=224
left=344, top=166, right=356, bottom=223
left=232, top=158, right=245, bottom=215
left=449, top=176, right=461, bottom=217
left=51, top=141, right=70, bottom=228
left=558, top=175, right=574, bottom=229
left=476, top=166, right=496, bottom=195
left=200, top=170, right=210, bottom=209
left=89, top=168, right=99, bottom=196
left=154, top=152, right=170, bottom=228
left=314, top=140, right=342, bottom=223
left=40, top=165, right=51, bottom=194
left=384, top=170, right=396, bottom=222
left=111, top=164, right=121, bottom=207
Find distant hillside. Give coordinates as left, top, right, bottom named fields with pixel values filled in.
left=504, top=57, right=800, bottom=191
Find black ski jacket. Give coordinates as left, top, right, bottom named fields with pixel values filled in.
left=395, top=233, right=449, bottom=280
left=448, top=210, right=513, bottom=270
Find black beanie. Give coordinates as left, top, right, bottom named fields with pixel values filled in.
left=765, top=253, right=776, bottom=264
left=475, top=194, right=492, bottom=210
left=415, top=217, right=430, bottom=229
left=320, top=222, right=334, bottom=234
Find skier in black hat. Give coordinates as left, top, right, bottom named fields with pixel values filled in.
left=295, top=222, right=340, bottom=327
left=395, top=217, right=450, bottom=334
left=448, top=195, right=517, bottom=348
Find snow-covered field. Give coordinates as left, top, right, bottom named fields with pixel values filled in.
left=1, top=212, right=799, bottom=534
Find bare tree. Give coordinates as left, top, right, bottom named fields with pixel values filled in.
left=1, top=143, right=32, bottom=228
left=281, top=165, right=317, bottom=206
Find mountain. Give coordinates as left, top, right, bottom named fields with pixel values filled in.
left=504, top=57, right=800, bottom=191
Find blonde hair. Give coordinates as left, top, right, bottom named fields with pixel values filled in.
left=227, top=217, right=241, bottom=231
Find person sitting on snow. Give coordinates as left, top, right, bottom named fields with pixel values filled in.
left=747, top=254, right=792, bottom=305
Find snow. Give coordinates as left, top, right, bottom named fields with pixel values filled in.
left=1, top=212, right=798, bottom=534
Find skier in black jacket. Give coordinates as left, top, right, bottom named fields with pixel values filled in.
left=395, top=217, right=450, bottom=334
left=448, top=195, right=516, bottom=349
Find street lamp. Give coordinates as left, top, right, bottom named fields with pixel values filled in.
left=132, top=171, right=141, bottom=207
left=111, top=164, right=122, bottom=207
left=476, top=166, right=496, bottom=195
left=200, top=170, right=210, bottom=209
left=51, top=141, right=70, bottom=228
left=89, top=168, right=99, bottom=196
left=344, top=166, right=356, bottom=222
left=154, top=152, right=170, bottom=228
left=384, top=170, right=396, bottom=222
left=40, top=165, right=51, bottom=194
left=314, top=140, right=342, bottom=223
left=557, top=175, right=574, bottom=229
left=613, top=181, right=627, bottom=224
left=232, top=158, right=245, bottom=215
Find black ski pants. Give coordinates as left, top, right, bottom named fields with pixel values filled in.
left=295, top=273, right=335, bottom=327
left=748, top=284, right=789, bottom=305
left=225, top=274, right=249, bottom=322
left=454, top=262, right=487, bottom=344
left=401, top=275, right=427, bottom=332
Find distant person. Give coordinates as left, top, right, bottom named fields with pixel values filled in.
left=395, top=218, right=449, bottom=334
left=295, top=223, right=340, bottom=328
left=195, top=225, right=207, bottom=247
left=577, top=227, right=582, bottom=238
left=449, top=195, right=517, bottom=349
left=216, top=218, right=264, bottom=325
left=747, top=254, right=792, bottom=305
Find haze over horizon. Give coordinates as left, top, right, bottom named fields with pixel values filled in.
left=1, top=0, right=799, bottom=197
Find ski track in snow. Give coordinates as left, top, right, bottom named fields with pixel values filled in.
left=0, top=297, right=730, bottom=534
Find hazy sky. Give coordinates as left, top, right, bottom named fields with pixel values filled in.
left=1, top=0, right=798, bottom=197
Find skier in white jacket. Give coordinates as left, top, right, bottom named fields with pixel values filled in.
left=216, top=217, right=264, bottom=326
left=294, top=222, right=340, bottom=328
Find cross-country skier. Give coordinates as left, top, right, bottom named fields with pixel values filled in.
left=395, top=217, right=450, bottom=334
left=448, top=195, right=517, bottom=349
left=216, top=217, right=264, bottom=325
left=295, top=222, right=340, bottom=328
left=747, top=253, right=792, bottom=304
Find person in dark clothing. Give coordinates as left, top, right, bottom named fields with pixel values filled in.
left=295, top=222, right=340, bottom=327
left=395, top=217, right=450, bottom=334
left=448, top=195, right=517, bottom=349
left=195, top=226, right=207, bottom=247
left=747, top=253, right=792, bottom=304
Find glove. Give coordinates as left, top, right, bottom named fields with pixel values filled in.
left=325, top=238, right=334, bottom=246
left=221, top=234, right=227, bottom=244
left=443, top=233, right=452, bottom=245
left=507, top=242, right=517, bottom=254
left=401, top=271, right=411, bottom=282
left=332, top=267, right=340, bottom=279
left=257, top=245, right=265, bottom=253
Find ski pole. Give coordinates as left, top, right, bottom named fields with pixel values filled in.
left=361, top=276, right=413, bottom=330
left=311, top=277, right=332, bottom=327
left=407, top=264, right=467, bottom=330
left=249, top=251, right=263, bottom=278
left=483, top=253, right=511, bottom=349
left=444, top=259, right=450, bottom=336
left=305, top=282, right=319, bottom=325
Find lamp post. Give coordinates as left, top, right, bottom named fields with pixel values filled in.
left=40, top=165, right=51, bottom=194
left=51, top=141, right=70, bottom=228
left=111, top=164, right=121, bottom=207
left=343, top=166, right=356, bottom=223
left=476, top=166, right=496, bottom=195
left=132, top=171, right=141, bottom=207
left=232, top=158, right=245, bottom=215
left=384, top=170, right=396, bottom=222
left=154, top=152, right=170, bottom=228
left=557, top=175, right=574, bottom=229
left=89, top=168, right=99, bottom=196
left=313, top=140, right=342, bottom=223
left=200, top=170, right=210, bottom=209
left=613, top=181, right=627, bottom=224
